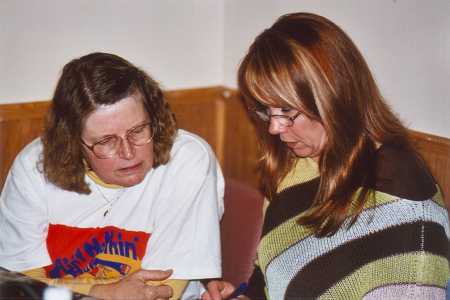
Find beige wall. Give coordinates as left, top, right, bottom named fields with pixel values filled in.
left=1, top=0, right=449, bottom=138
left=0, top=0, right=224, bottom=103
left=224, top=0, right=450, bottom=138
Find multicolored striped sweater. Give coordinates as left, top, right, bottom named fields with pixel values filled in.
left=246, top=145, right=450, bottom=299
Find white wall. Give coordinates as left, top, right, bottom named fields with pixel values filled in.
left=1, top=0, right=449, bottom=138
left=0, top=0, right=223, bottom=103
left=224, top=0, right=450, bottom=138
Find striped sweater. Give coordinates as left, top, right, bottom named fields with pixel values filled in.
left=247, top=145, right=450, bottom=299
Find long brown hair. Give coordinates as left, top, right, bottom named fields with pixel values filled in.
left=42, top=52, right=177, bottom=194
left=238, top=13, right=412, bottom=236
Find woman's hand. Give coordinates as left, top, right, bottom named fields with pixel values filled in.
left=201, top=280, right=241, bottom=300
left=90, top=269, right=173, bottom=300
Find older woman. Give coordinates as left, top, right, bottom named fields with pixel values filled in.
left=0, top=52, right=224, bottom=300
left=204, top=12, right=449, bottom=300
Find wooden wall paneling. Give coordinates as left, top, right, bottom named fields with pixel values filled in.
left=409, top=130, right=450, bottom=208
left=165, top=87, right=227, bottom=166
left=222, top=90, right=261, bottom=189
left=0, top=101, right=50, bottom=189
left=1, top=88, right=448, bottom=210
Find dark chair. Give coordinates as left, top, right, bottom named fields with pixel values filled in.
left=220, top=179, right=264, bottom=286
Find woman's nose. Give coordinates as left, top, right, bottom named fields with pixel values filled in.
left=268, top=118, right=287, bottom=135
left=118, top=137, right=136, bottom=159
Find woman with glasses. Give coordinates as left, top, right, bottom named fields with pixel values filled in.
left=203, top=13, right=449, bottom=300
left=0, top=52, right=224, bottom=300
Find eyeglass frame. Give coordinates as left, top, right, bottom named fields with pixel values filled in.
left=251, top=107, right=302, bottom=127
left=81, top=121, right=155, bottom=159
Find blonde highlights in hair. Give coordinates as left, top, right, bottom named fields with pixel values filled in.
left=239, top=13, right=411, bottom=236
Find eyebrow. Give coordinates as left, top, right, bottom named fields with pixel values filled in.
left=127, top=120, right=149, bottom=131
left=269, top=107, right=291, bottom=113
left=90, top=120, right=150, bottom=142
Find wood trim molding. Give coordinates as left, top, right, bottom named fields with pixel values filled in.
left=409, top=129, right=450, bottom=204
left=409, top=129, right=450, bottom=151
left=0, top=101, right=50, bottom=121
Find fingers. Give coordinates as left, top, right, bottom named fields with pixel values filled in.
left=134, top=269, right=173, bottom=282
left=144, top=284, right=173, bottom=300
left=220, top=282, right=236, bottom=298
left=206, top=281, right=224, bottom=300
left=201, top=291, right=213, bottom=300
left=203, top=281, right=235, bottom=300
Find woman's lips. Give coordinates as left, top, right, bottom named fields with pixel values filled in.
left=285, top=141, right=298, bottom=148
left=118, top=162, right=142, bottom=173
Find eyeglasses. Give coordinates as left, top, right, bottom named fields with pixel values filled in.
left=252, top=108, right=302, bottom=127
left=81, top=122, right=154, bottom=159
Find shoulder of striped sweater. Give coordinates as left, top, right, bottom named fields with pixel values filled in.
left=374, top=145, right=437, bottom=201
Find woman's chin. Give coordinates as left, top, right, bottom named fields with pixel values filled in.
left=112, top=163, right=152, bottom=186
left=292, top=148, right=320, bottom=160
left=119, top=174, right=146, bottom=187
left=292, top=147, right=312, bottom=157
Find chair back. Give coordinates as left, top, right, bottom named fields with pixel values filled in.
left=221, top=178, right=264, bottom=286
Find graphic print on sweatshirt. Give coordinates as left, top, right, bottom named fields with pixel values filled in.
left=44, top=224, right=150, bottom=279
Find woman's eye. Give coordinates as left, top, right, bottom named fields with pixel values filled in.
left=280, top=107, right=293, bottom=113
left=96, top=137, right=114, bottom=145
left=131, top=126, right=145, bottom=134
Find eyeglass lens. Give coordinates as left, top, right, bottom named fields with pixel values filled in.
left=254, top=109, right=294, bottom=126
left=92, top=124, right=153, bottom=157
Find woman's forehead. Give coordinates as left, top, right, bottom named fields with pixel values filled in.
left=82, top=95, right=148, bottom=137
